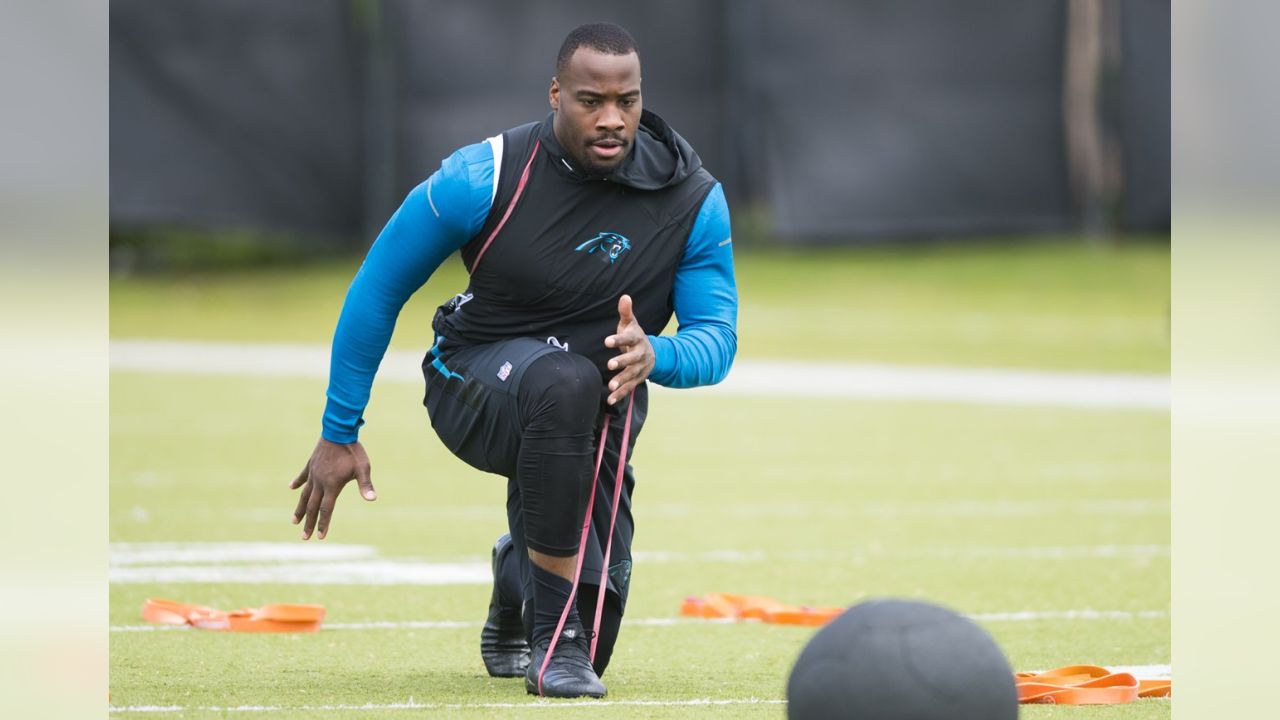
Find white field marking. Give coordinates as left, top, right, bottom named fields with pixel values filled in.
left=109, top=698, right=788, bottom=714
left=109, top=542, right=378, bottom=565
left=925, top=544, right=1169, bottom=559
left=109, top=617, right=742, bottom=632
left=110, top=560, right=491, bottom=586
left=632, top=545, right=1169, bottom=563
left=972, top=610, right=1168, bottom=622
left=109, top=610, right=1166, bottom=634
left=858, top=499, right=1170, bottom=517
left=108, top=541, right=490, bottom=586
left=232, top=506, right=502, bottom=523
left=108, top=675, right=1177, bottom=713
left=646, top=499, right=1169, bottom=519
left=108, top=542, right=1167, bottom=586
left=223, top=498, right=1169, bottom=524
left=109, top=340, right=1169, bottom=410
left=107, top=617, right=713, bottom=633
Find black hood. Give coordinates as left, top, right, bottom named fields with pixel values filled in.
left=538, top=109, right=703, bottom=190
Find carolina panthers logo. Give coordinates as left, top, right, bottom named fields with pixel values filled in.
left=574, top=232, right=632, bottom=264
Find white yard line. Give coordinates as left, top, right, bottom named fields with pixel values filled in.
left=222, top=498, right=1169, bottom=524
left=632, top=545, right=1170, bottom=562
left=109, top=617, right=706, bottom=633
left=109, top=560, right=492, bottom=586
left=109, top=542, right=378, bottom=565
left=109, top=698, right=789, bottom=713
left=110, top=339, right=1169, bottom=410
left=109, top=610, right=1167, bottom=634
left=108, top=675, right=1172, bottom=713
left=856, top=499, right=1169, bottom=517
left=108, top=542, right=1168, bottom=586
left=973, top=610, right=1168, bottom=622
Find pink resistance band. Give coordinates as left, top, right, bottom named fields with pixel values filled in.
left=536, top=389, right=635, bottom=696
left=468, top=139, right=541, bottom=275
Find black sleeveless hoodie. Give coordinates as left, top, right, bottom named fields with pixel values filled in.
left=439, top=110, right=718, bottom=385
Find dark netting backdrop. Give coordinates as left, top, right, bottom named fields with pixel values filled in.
left=382, top=0, right=727, bottom=223
left=1119, top=0, right=1171, bottom=231
left=109, top=0, right=1169, bottom=246
left=739, top=0, right=1074, bottom=241
left=110, top=0, right=364, bottom=237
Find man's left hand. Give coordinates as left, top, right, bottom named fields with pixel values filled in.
left=604, top=294, right=654, bottom=405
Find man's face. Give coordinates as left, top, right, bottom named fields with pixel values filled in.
left=550, top=48, right=642, bottom=176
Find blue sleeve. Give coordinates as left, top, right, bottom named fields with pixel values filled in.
left=321, top=142, right=495, bottom=443
left=648, top=183, right=738, bottom=388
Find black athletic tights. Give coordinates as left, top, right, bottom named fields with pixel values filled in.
left=515, top=350, right=602, bottom=556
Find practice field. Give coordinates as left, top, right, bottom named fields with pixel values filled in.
left=109, top=241, right=1170, bottom=718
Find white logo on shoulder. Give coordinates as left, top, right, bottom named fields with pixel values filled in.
left=497, top=361, right=513, bottom=381
left=547, top=336, right=570, bottom=352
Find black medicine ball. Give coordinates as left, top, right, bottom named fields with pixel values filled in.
left=787, top=598, right=1017, bottom=720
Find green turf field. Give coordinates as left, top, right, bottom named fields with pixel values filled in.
left=110, top=240, right=1170, bottom=717
left=110, top=240, right=1170, bottom=372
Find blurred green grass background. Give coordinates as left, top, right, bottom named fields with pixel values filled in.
left=110, top=240, right=1170, bottom=372
left=109, top=240, right=1169, bottom=718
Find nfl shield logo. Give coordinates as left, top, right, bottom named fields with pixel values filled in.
left=497, top=361, right=513, bottom=382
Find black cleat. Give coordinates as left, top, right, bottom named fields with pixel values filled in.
left=481, top=534, right=530, bottom=678
left=525, top=623, right=607, bottom=698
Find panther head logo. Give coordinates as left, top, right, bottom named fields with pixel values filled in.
left=574, top=232, right=632, bottom=264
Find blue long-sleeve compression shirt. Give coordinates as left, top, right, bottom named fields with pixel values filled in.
left=322, top=140, right=737, bottom=444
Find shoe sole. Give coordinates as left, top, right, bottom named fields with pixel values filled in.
left=524, top=677, right=606, bottom=698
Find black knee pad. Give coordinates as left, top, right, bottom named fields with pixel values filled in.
left=515, top=351, right=603, bottom=557
left=519, top=351, right=602, bottom=433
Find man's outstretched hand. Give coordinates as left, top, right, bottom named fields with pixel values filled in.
left=290, top=438, right=377, bottom=540
left=604, top=294, right=655, bottom=405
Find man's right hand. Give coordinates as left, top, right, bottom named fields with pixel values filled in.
left=290, top=438, right=377, bottom=540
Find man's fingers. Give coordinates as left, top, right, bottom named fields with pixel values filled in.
left=608, top=346, right=645, bottom=372
left=608, top=360, right=648, bottom=400
left=302, top=484, right=324, bottom=539
left=617, top=294, right=634, bottom=325
left=292, top=480, right=312, bottom=525
left=355, top=462, right=377, bottom=501
left=608, top=377, right=640, bottom=405
left=289, top=463, right=309, bottom=490
left=605, top=327, right=643, bottom=352
left=316, top=488, right=340, bottom=540
left=609, top=362, right=643, bottom=393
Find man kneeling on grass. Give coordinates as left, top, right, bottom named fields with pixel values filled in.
left=288, top=22, right=737, bottom=698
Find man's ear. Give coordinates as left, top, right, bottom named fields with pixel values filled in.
left=549, top=77, right=560, bottom=111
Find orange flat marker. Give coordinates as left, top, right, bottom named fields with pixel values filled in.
left=1014, top=665, right=1171, bottom=704
left=680, top=593, right=845, bottom=626
left=141, top=598, right=325, bottom=633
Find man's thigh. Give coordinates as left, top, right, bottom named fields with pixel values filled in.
left=422, top=337, right=563, bottom=477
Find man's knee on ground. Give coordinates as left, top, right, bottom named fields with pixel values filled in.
left=520, top=352, right=602, bottom=433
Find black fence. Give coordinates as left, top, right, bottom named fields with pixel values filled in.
left=110, top=0, right=1169, bottom=249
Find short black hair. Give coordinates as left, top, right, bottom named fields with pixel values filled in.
left=555, top=22, right=640, bottom=76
